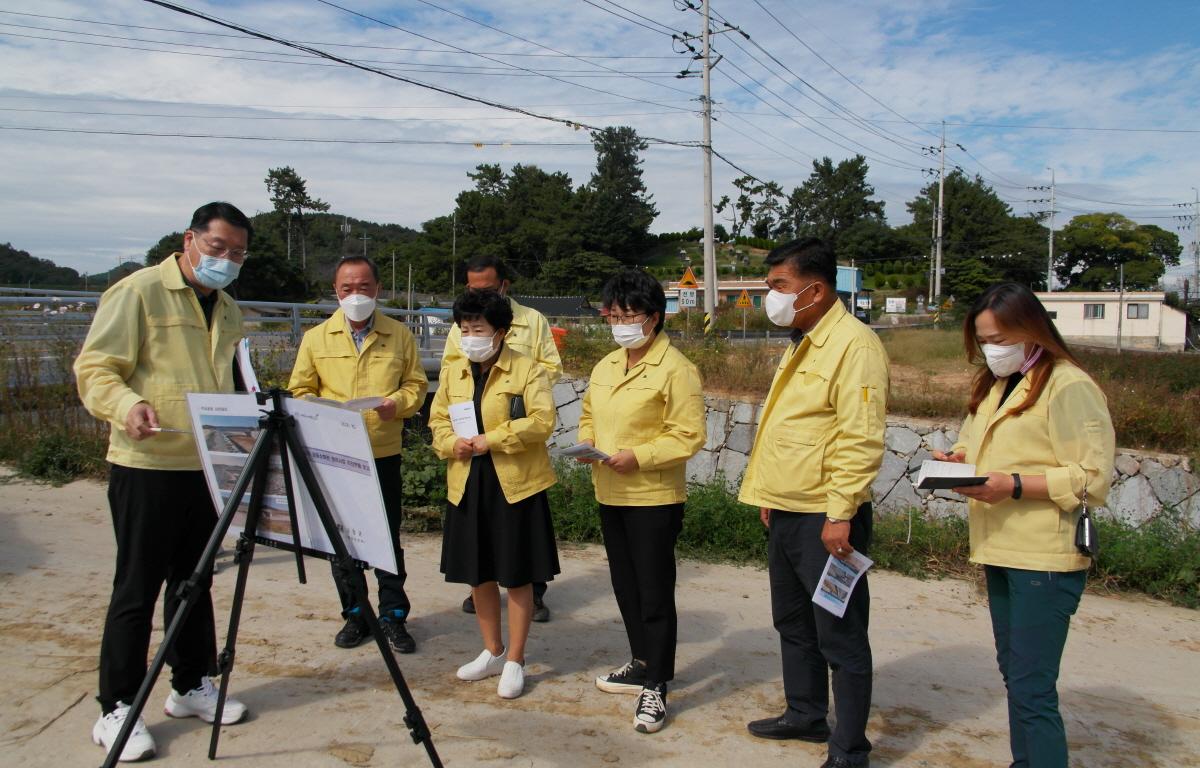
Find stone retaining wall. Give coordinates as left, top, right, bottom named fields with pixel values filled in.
left=549, top=376, right=1199, bottom=526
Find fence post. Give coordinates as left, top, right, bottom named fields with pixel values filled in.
left=290, top=305, right=302, bottom=346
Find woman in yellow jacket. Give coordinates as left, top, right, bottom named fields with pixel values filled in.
left=934, top=282, right=1115, bottom=768
left=577, top=269, right=705, bottom=734
left=429, top=289, right=559, bottom=701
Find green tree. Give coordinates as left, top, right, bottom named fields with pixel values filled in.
left=578, top=126, right=657, bottom=264
left=533, top=251, right=622, bottom=295
left=785, top=155, right=885, bottom=251
left=144, top=232, right=185, bottom=266
left=0, top=242, right=81, bottom=286
left=905, top=171, right=1049, bottom=296
left=265, top=166, right=331, bottom=269
left=1055, top=213, right=1182, bottom=290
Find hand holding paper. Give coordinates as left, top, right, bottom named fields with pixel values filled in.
left=557, top=442, right=611, bottom=462
left=448, top=401, right=479, bottom=439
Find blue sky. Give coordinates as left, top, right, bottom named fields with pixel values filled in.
left=0, top=0, right=1196, bottom=288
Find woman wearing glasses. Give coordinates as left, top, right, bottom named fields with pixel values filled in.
left=576, top=269, right=705, bottom=734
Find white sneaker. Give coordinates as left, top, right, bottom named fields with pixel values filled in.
left=92, top=703, right=156, bottom=762
left=456, top=648, right=507, bottom=681
left=497, top=660, right=525, bottom=699
left=164, top=678, right=247, bottom=724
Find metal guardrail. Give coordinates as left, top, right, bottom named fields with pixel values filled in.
left=0, top=293, right=447, bottom=349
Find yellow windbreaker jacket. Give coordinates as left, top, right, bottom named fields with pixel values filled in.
left=74, top=255, right=243, bottom=470
left=443, top=297, right=563, bottom=384
left=429, top=344, right=556, bottom=505
left=951, top=361, right=1115, bottom=572
left=739, top=300, right=889, bottom=520
left=577, top=332, right=705, bottom=506
left=287, top=309, right=428, bottom=459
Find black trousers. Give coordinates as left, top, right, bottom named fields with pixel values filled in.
left=98, top=465, right=218, bottom=712
left=333, top=453, right=410, bottom=620
left=769, top=504, right=873, bottom=766
left=599, top=503, right=684, bottom=685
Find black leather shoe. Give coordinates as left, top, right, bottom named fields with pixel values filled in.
left=380, top=619, right=416, bottom=654
left=819, top=757, right=866, bottom=768
left=334, top=617, right=370, bottom=648
left=746, top=715, right=831, bottom=742
left=532, top=596, right=550, bottom=623
left=462, top=594, right=475, bottom=614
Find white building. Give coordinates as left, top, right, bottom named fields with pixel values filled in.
left=1035, top=291, right=1188, bottom=352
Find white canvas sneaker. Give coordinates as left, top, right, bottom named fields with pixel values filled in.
left=164, top=678, right=247, bottom=724
left=497, top=660, right=525, bottom=699
left=456, top=648, right=507, bottom=681
left=92, top=702, right=156, bottom=762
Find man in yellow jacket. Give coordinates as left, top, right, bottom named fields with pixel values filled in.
left=75, top=202, right=253, bottom=762
left=288, top=256, right=428, bottom=653
left=739, top=238, right=888, bottom=768
left=443, top=255, right=562, bottom=621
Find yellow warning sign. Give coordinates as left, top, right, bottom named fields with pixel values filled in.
left=677, top=266, right=699, bottom=289
left=735, top=289, right=753, bottom=308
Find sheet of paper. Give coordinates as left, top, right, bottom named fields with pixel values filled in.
left=308, top=396, right=388, bottom=412
left=913, top=459, right=987, bottom=490
left=448, top=401, right=479, bottom=439
left=342, top=396, right=389, bottom=411
left=813, top=550, right=873, bottom=618
left=236, top=337, right=260, bottom=393
left=186, top=393, right=398, bottom=575
left=556, top=442, right=611, bottom=461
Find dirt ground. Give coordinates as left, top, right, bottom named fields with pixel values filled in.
left=1, top=474, right=1197, bottom=767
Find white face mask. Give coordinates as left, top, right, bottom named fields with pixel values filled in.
left=764, top=282, right=816, bottom=327
left=611, top=322, right=651, bottom=349
left=981, top=342, right=1026, bottom=378
left=339, top=293, right=376, bottom=323
left=460, top=334, right=498, bottom=363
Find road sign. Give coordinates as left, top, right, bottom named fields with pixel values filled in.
left=679, top=288, right=698, bottom=308
left=678, top=266, right=699, bottom=289
left=735, top=289, right=753, bottom=308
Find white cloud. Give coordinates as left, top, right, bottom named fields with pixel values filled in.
left=0, top=0, right=1195, bottom=285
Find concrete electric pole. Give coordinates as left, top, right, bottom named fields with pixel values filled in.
left=933, top=121, right=946, bottom=303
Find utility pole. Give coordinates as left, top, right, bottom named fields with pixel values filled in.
left=928, top=186, right=936, bottom=304
left=358, top=231, right=371, bottom=258
left=1192, top=187, right=1199, bottom=304
left=1117, top=262, right=1125, bottom=354
left=700, top=0, right=716, bottom=335
left=1046, top=167, right=1056, bottom=291
left=674, top=1, right=737, bottom=336
left=391, top=250, right=396, bottom=301
left=933, top=121, right=946, bottom=303
left=451, top=210, right=457, bottom=295
left=407, top=263, right=413, bottom=313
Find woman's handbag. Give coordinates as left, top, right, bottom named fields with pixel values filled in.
left=1074, top=488, right=1099, bottom=557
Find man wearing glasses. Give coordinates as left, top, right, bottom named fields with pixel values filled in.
left=76, top=202, right=253, bottom=762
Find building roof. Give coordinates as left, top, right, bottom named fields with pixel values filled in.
left=1036, top=291, right=1166, bottom=302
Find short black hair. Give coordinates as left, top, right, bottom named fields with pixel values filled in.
left=453, top=288, right=513, bottom=331
left=465, top=254, right=510, bottom=283
left=334, top=255, right=379, bottom=283
left=601, top=268, right=666, bottom=334
left=189, top=201, right=254, bottom=248
left=763, top=237, right=836, bottom=287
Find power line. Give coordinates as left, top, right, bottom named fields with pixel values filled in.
left=0, top=26, right=682, bottom=77
left=0, top=9, right=681, bottom=58
left=749, top=0, right=939, bottom=141
left=0, top=92, right=699, bottom=110
left=136, top=0, right=700, bottom=148
left=0, top=125, right=597, bottom=145
left=577, top=0, right=681, bottom=37
left=0, top=106, right=689, bottom=123
left=713, top=63, right=925, bottom=172
left=310, top=0, right=694, bottom=107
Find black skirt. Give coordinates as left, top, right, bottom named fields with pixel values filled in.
left=440, top=452, right=560, bottom=589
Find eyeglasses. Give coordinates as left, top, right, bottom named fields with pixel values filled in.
left=606, top=313, right=648, bottom=325
left=191, top=231, right=248, bottom=263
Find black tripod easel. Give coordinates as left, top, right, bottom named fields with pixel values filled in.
left=101, top=389, right=441, bottom=768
